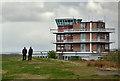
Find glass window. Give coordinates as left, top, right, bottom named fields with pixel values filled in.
left=101, top=44, right=103, bottom=48
left=67, top=22, right=69, bottom=25
left=65, top=44, right=69, bottom=50
left=72, top=46, right=73, bottom=50
left=106, top=34, right=109, bottom=40
left=65, top=22, right=67, bottom=25
left=105, top=44, right=109, bottom=49
left=68, top=34, right=71, bottom=37
left=61, top=44, right=64, bottom=46
left=57, top=47, right=60, bottom=50
left=61, top=35, right=64, bottom=40
left=81, top=23, right=86, bottom=30
left=97, top=23, right=99, bottom=28
left=68, top=45, right=71, bottom=50
left=106, top=34, right=109, bottom=36
left=57, top=45, right=60, bottom=50
left=97, top=44, right=100, bottom=52
left=101, top=34, right=103, bottom=37
left=70, top=22, right=72, bottom=25
left=97, top=33, right=100, bottom=40
left=105, top=34, right=107, bottom=39
left=101, top=23, right=103, bottom=28
left=81, top=44, right=86, bottom=52
left=57, top=35, right=60, bottom=40
left=81, top=33, right=86, bottom=42
left=61, top=47, right=64, bottom=50
left=57, top=45, right=60, bottom=46
left=65, top=34, right=67, bottom=37
left=59, top=20, right=61, bottom=22
left=60, top=22, right=61, bottom=25
left=58, top=22, right=60, bottom=26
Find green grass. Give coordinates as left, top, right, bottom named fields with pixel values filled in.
left=2, top=55, right=120, bottom=79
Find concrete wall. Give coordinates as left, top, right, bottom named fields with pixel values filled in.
left=73, top=33, right=90, bottom=42
left=86, top=33, right=90, bottom=41
left=100, top=44, right=105, bottom=52
left=86, top=23, right=90, bottom=31
left=92, top=44, right=97, bottom=52
left=92, top=22, right=105, bottom=30
left=73, top=44, right=80, bottom=52
left=73, top=23, right=81, bottom=30
left=92, top=33, right=97, bottom=40
left=73, top=34, right=80, bottom=42
left=86, top=44, right=90, bottom=52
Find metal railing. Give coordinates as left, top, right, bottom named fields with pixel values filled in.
left=50, top=28, right=115, bottom=33
left=54, top=39, right=110, bottom=43
left=92, top=39, right=109, bottom=42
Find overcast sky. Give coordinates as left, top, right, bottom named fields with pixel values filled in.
left=1, top=1, right=118, bottom=53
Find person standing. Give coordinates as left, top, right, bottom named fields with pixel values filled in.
left=28, top=47, right=33, bottom=61
left=22, top=47, right=27, bottom=61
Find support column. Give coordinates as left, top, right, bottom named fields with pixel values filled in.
left=90, top=22, right=92, bottom=52
left=64, top=56, right=65, bottom=60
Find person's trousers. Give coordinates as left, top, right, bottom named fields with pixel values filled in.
left=28, top=55, right=32, bottom=61
left=23, top=55, right=26, bottom=60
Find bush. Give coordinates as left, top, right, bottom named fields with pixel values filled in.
left=70, top=56, right=82, bottom=61
left=86, top=60, right=118, bottom=68
left=90, top=59, right=95, bottom=61
left=47, top=50, right=56, bottom=59
left=79, top=56, right=82, bottom=61
left=82, top=59, right=87, bottom=61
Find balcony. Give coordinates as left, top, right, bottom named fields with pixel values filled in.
left=50, top=28, right=115, bottom=34
left=53, top=39, right=113, bottom=44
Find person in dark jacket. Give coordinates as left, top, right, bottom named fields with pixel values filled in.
left=22, top=47, right=27, bottom=61
left=28, top=47, right=33, bottom=61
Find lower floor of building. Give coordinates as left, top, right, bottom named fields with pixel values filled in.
left=32, top=51, right=108, bottom=60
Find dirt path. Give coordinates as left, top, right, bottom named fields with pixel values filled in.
left=95, top=70, right=120, bottom=75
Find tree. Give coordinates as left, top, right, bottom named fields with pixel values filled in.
left=48, top=50, right=56, bottom=59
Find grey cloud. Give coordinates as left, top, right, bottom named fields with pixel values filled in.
left=2, top=2, right=118, bottom=52
left=2, top=2, right=118, bottom=22
left=2, top=2, right=55, bottom=22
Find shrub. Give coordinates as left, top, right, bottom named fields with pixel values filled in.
left=82, top=59, right=87, bottom=61
left=70, top=56, right=79, bottom=61
left=87, top=61, right=95, bottom=66
left=47, top=50, right=56, bottom=59
left=86, top=60, right=118, bottom=68
left=78, top=56, right=82, bottom=61
left=90, top=59, right=95, bottom=61
left=87, top=62, right=91, bottom=66
left=70, top=56, right=82, bottom=61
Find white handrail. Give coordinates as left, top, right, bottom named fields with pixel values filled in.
left=54, top=39, right=110, bottom=43
left=50, top=28, right=115, bottom=33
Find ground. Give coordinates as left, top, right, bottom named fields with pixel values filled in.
left=1, top=55, right=120, bottom=79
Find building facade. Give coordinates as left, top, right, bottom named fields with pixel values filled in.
left=51, top=18, right=115, bottom=60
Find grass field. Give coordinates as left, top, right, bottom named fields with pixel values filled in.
left=2, top=55, right=120, bottom=79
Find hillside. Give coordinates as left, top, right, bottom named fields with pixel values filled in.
left=2, top=55, right=120, bottom=79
